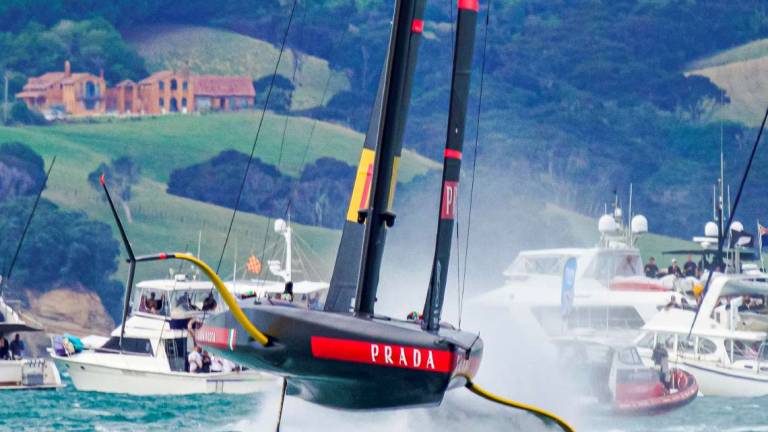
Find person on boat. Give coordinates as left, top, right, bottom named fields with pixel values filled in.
left=664, top=295, right=679, bottom=310
left=0, top=335, right=9, bottom=360
left=188, top=345, right=203, bottom=373
left=738, top=295, right=753, bottom=312
left=644, top=257, right=659, bottom=278
left=202, top=292, right=217, bottom=311
left=651, top=343, right=671, bottom=390
left=201, top=350, right=212, bottom=373
left=9, top=334, right=24, bottom=359
left=145, top=292, right=160, bottom=313
left=667, top=259, right=683, bottom=278
left=683, top=255, right=697, bottom=277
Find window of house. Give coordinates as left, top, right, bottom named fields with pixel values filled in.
left=182, top=98, right=187, bottom=108
left=171, top=79, right=178, bottom=91
left=182, top=81, right=188, bottom=91
left=159, top=81, right=165, bottom=91
left=159, top=97, right=165, bottom=107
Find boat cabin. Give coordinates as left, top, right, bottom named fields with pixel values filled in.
left=131, top=275, right=223, bottom=319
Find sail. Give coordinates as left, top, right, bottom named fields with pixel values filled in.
left=423, top=0, right=480, bottom=331
left=325, top=0, right=426, bottom=313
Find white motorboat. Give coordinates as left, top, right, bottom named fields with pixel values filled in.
left=635, top=274, right=768, bottom=397
left=0, top=295, right=63, bottom=390
left=49, top=277, right=277, bottom=395
left=473, top=200, right=678, bottom=339
left=227, top=218, right=329, bottom=308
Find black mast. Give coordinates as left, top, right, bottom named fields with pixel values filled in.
left=423, top=0, right=479, bottom=331
left=325, top=0, right=426, bottom=314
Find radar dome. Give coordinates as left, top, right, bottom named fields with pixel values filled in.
left=704, top=221, right=718, bottom=237
left=274, top=218, right=288, bottom=233
left=598, top=214, right=618, bottom=233
left=631, top=214, right=648, bottom=234
left=731, top=221, right=744, bottom=232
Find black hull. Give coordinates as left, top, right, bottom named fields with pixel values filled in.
left=197, top=304, right=483, bottom=409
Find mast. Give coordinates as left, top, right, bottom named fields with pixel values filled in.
left=325, top=0, right=426, bottom=314
left=423, top=0, right=480, bottom=331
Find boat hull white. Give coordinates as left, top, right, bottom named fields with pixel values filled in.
left=682, top=361, right=768, bottom=397
left=53, top=355, right=277, bottom=395
left=0, top=359, right=63, bottom=390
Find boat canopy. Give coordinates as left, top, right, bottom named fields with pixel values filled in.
left=642, top=308, right=765, bottom=341
left=507, top=247, right=644, bottom=281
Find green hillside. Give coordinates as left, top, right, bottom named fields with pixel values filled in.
left=0, top=113, right=438, bottom=281
left=688, top=39, right=768, bottom=127
left=126, top=25, right=350, bottom=111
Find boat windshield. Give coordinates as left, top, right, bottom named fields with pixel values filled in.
left=727, top=339, right=761, bottom=362
left=135, top=288, right=169, bottom=316
left=169, top=290, right=222, bottom=315
left=582, top=252, right=643, bottom=281
left=509, top=255, right=573, bottom=275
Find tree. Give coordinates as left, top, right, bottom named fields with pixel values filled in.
left=0, top=141, right=46, bottom=201
left=88, top=156, right=140, bottom=223
left=253, top=74, right=295, bottom=113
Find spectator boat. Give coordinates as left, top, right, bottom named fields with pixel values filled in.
left=49, top=277, right=278, bottom=395
left=0, top=295, right=63, bottom=390
left=635, top=273, right=768, bottom=397
left=473, top=199, right=678, bottom=340
left=556, top=339, right=697, bottom=415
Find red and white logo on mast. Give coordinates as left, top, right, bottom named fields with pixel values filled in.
left=441, top=181, right=458, bottom=220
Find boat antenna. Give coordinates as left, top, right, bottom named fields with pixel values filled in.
left=99, top=174, right=136, bottom=352
left=628, top=183, right=633, bottom=244
left=0, top=156, right=56, bottom=297
left=688, top=104, right=768, bottom=338
left=215, top=0, right=299, bottom=274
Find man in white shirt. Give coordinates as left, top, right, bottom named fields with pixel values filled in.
left=188, top=345, right=203, bottom=373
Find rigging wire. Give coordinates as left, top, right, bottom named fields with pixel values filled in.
left=457, top=0, right=492, bottom=328
left=688, top=103, right=768, bottom=338
left=215, top=0, right=300, bottom=274
left=251, top=11, right=354, bottom=287
left=1, top=156, right=56, bottom=297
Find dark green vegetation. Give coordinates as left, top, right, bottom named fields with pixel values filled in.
left=0, top=17, right=147, bottom=94
left=0, top=143, right=122, bottom=318
left=168, top=152, right=354, bottom=229
left=2, top=1, right=768, bottom=299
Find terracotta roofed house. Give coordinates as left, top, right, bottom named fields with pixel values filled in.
left=131, top=71, right=255, bottom=115
left=16, top=61, right=107, bottom=117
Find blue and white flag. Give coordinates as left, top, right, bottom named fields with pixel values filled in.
left=561, top=257, right=577, bottom=318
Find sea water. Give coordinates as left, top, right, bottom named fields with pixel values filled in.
left=2, top=378, right=767, bottom=432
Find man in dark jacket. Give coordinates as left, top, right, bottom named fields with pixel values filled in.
left=644, top=257, right=659, bottom=278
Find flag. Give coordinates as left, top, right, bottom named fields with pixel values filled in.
left=730, top=229, right=754, bottom=248
left=759, top=223, right=768, bottom=239
left=561, top=257, right=577, bottom=319
left=246, top=255, right=261, bottom=274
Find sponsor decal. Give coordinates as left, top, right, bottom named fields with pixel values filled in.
left=197, top=326, right=236, bottom=351
left=458, top=0, right=480, bottom=12
left=411, top=19, right=424, bottom=33
left=311, top=336, right=451, bottom=373
left=440, top=181, right=458, bottom=220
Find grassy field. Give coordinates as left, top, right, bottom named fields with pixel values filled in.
left=127, top=25, right=350, bottom=111
left=0, top=113, right=438, bottom=281
left=687, top=38, right=768, bottom=127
